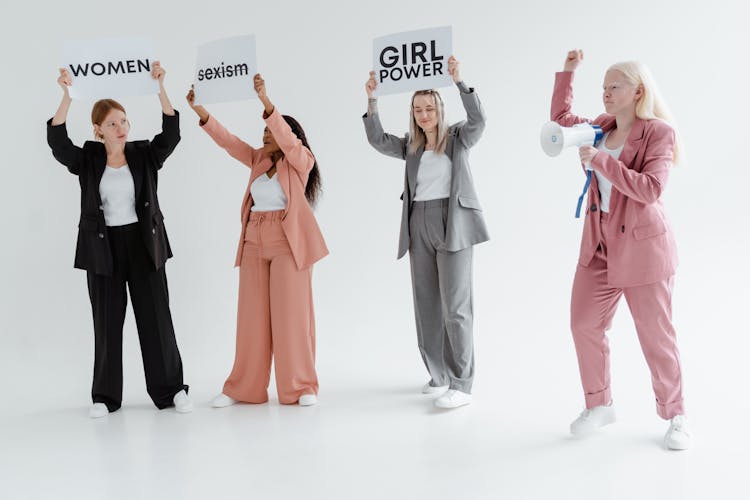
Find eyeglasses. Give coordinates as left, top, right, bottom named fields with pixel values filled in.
left=100, top=118, right=129, bottom=129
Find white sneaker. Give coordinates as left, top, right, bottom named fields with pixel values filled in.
left=664, top=415, right=691, bottom=450
left=434, top=389, right=472, bottom=409
left=89, top=403, right=108, bottom=419
left=422, top=382, right=449, bottom=395
left=298, top=394, right=318, bottom=406
left=570, top=402, right=616, bottom=436
left=211, top=393, right=238, bottom=408
left=173, top=390, right=193, bottom=413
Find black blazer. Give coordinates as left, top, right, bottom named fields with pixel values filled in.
left=46, top=111, right=181, bottom=276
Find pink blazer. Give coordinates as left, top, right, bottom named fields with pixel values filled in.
left=551, top=71, right=678, bottom=287
left=201, top=109, right=328, bottom=270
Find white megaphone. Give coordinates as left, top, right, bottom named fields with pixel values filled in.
left=540, top=121, right=603, bottom=157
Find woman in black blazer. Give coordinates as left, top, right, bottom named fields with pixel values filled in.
left=47, top=62, right=191, bottom=418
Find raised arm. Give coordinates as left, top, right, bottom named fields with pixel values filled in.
left=186, top=86, right=260, bottom=169
left=255, top=73, right=314, bottom=175
left=47, top=68, right=82, bottom=175
left=362, top=71, right=407, bottom=160
left=551, top=49, right=592, bottom=126
left=449, top=56, right=485, bottom=149
left=147, top=61, right=180, bottom=168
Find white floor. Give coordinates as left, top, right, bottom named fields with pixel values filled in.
left=1, top=324, right=747, bottom=500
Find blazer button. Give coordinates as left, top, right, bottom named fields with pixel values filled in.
left=590, top=203, right=598, bottom=212
left=144, top=201, right=150, bottom=207
left=98, top=205, right=104, bottom=210
left=152, top=228, right=156, bottom=235
left=98, top=233, right=104, bottom=239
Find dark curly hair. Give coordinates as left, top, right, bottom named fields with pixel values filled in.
left=282, top=115, right=321, bottom=206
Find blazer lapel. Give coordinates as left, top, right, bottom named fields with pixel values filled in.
left=124, top=143, right=144, bottom=202
left=618, top=118, right=646, bottom=168
left=406, top=144, right=425, bottom=199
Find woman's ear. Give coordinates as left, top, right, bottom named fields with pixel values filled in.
left=93, top=125, right=102, bottom=140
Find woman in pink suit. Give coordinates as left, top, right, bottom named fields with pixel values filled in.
left=551, top=50, right=689, bottom=449
left=186, top=74, right=328, bottom=407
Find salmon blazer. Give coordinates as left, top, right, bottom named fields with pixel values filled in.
left=363, top=81, right=490, bottom=259
left=201, top=109, right=328, bottom=270
left=551, top=71, right=678, bottom=287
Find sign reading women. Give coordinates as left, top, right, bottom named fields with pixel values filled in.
left=372, top=26, right=452, bottom=96
left=63, top=36, right=159, bottom=100
left=193, top=35, right=257, bottom=105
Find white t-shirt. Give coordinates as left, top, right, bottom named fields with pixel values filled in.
left=250, top=173, right=288, bottom=212
left=594, top=133, right=624, bottom=213
left=414, top=151, right=452, bottom=201
left=99, top=164, right=139, bottom=226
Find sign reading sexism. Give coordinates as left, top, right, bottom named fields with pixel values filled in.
left=63, top=36, right=159, bottom=100
left=193, top=35, right=257, bottom=105
left=372, top=26, right=452, bottom=96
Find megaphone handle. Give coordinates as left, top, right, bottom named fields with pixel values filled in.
left=575, top=170, right=593, bottom=219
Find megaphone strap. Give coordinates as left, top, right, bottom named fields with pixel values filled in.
left=575, top=170, right=592, bottom=219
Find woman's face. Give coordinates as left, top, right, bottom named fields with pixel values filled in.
left=95, top=109, right=129, bottom=145
left=262, top=126, right=281, bottom=154
left=602, top=69, right=641, bottom=116
left=412, top=94, right=439, bottom=133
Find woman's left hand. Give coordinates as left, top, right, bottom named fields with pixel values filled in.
left=151, top=60, right=165, bottom=84
left=579, top=145, right=598, bottom=166
left=253, top=73, right=267, bottom=99
left=447, top=55, right=461, bottom=83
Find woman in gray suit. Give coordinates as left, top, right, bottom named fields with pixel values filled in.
left=363, top=56, right=488, bottom=409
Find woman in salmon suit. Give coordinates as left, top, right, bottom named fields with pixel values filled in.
left=186, top=74, right=327, bottom=407
left=550, top=49, right=690, bottom=449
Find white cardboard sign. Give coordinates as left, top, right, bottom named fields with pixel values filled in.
left=63, top=36, right=159, bottom=100
left=372, top=26, right=452, bottom=96
left=193, top=35, right=257, bottom=105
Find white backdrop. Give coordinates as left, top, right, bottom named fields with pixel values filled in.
left=1, top=0, right=748, bottom=498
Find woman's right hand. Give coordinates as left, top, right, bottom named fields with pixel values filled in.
left=185, top=85, right=209, bottom=122
left=365, top=71, right=377, bottom=98
left=564, top=49, right=584, bottom=72
left=57, top=68, right=72, bottom=96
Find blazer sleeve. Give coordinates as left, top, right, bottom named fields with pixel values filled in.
left=454, top=81, right=486, bottom=149
left=200, top=115, right=261, bottom=169
left=149, top=110, right=181, bottom=170
left=550, top=71, right=593, bottom=126
left=264, top=108, right=314, bottom=176
left=46, top=118, right=83, bottom=175
left=362, top=112, right=407, bottom=160
left=591, top=121, right=675, bottom=204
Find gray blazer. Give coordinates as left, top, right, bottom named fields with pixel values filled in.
left=363, top=81, right=490, bottom=259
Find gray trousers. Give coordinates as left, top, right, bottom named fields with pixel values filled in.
left=408, top=199, right=474, bottom=393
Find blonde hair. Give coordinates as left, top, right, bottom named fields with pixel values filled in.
left=608, top=61, right=682, bottom=164
left=408, top=90, right=448, bottom=154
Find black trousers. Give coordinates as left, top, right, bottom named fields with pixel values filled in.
left=86, top=223, right=187, bottom=412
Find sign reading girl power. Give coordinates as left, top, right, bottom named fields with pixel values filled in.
left=193, top=35, right=257, bottom=105
left=372, top=26, right=452, bottom=96
left=63, top=36, right=159, bottom=100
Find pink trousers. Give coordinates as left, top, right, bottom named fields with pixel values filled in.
left=222, top=210, right=318, bottom=404
left=570, top=213, right=684, bottom=419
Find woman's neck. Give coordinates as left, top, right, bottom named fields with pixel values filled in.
left=424, top=129, right=437, bottom=149
left=614, top=110, right=637, bottom=135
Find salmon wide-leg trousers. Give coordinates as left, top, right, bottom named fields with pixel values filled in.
left=222, top=210, right=318, bottom=404
left=570, top=213, right=684, bottom=419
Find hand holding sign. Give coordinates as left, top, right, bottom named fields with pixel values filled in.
left=365, top=71, right=377, bottom=98
left=151, top=60, right=165, bottom=84
left=253, top=73, right=274, bottom=116
left=447, top=56, right=461, bottom=83
left=186, top=85, right=210, bottom=123
left=58, top=68, right=73, bottom=96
